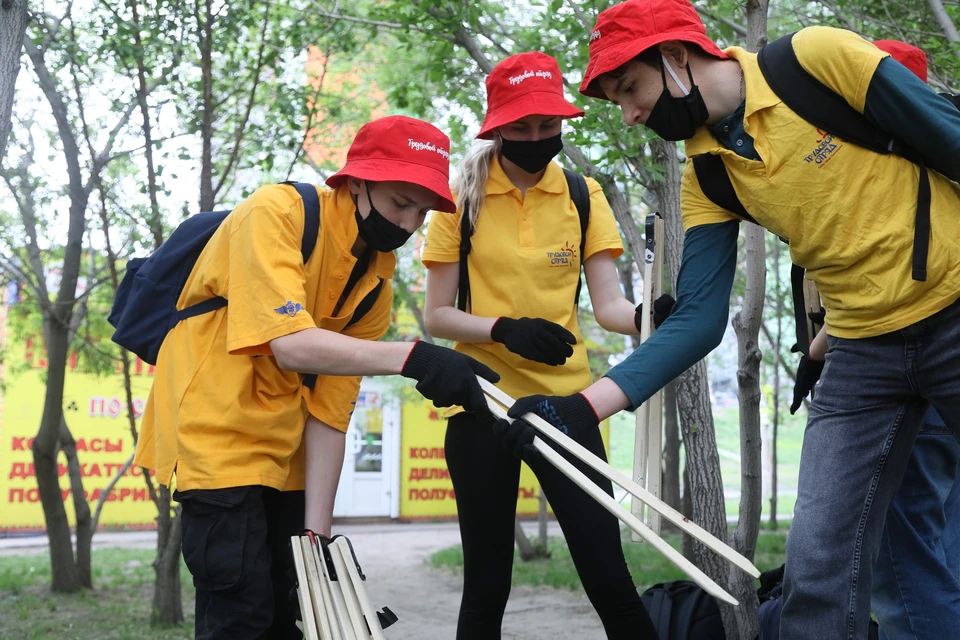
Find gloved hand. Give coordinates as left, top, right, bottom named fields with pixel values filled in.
left=493, top=393, right=600, bottom=459
left=634, top=294, right=677, bottom=333
left=401, top=340, right=500, bottom=418
left=490, top=317, right=576, bottom=366
left=790, top=356, right=825, bottom=414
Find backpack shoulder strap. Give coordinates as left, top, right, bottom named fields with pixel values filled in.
left=457, top=206, right=473, bottom=312
left=345, top=278, right=385, bottom=330
left=285, top=182, right=321, bottom=263
left=758, top=34, right=930, bottom=282
left=563, top=168, right=591, bottom=308
left=757, top=33, right=900, bottom=156
left=691, top=154, right=756, bottom=224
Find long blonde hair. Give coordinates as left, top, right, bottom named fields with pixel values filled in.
left=452, top=136, right=502, bottom=230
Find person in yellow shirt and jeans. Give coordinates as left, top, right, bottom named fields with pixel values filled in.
left=422, top=51, right=662, bottom=639
left=495, top=1, right=960, bottom=638
left=134, top=115, right=499, bottom=640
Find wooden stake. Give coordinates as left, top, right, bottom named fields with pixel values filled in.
left=481, top=379, right=760, bottom=580
left=634, top=213, right=665, bottom=537
left=333, top=537, right=387, bottom=640
left=532, top=437, right=738, bottom=606
left=290, top=536, right=321, bottom=640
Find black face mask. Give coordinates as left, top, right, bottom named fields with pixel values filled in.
left=499, top=133, right=563, bottom=174
left=644, top=58, right=710, bottom=142
left=354, top=181, right=413, bottom=253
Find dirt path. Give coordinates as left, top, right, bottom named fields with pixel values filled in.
left=1, top=522, right=609, bottom=639
left=338, top=522, right=606, bottom=640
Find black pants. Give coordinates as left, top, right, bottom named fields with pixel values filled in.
left=177, top=486, right=305, bottom=640
left=445, top=412, right=659, bottom=640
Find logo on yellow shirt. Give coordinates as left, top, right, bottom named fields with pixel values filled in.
left=546, top=241, right=577, bottom=267
left=274, top=301, right=305, bottom=317
left=803, top=129, right=843, bottom=167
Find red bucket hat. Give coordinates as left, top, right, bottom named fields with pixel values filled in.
left=579, top=0, right=727, bottom=101
left=477, top=51, right=584, bottom=140
left=326, top=115, right=457, bottom=213
left=874, top=40, right=928, bottom=84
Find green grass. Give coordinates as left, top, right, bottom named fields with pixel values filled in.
left=429, top=527, right=788, bottom=593
left=0, top=549, right=195, bottom=639
left=609, top=407, right=806, bottom=519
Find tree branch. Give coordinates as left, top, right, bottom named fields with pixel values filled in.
left=212, top=0, right=271, bottom=201
left=308, top=2, right=455, bottom=42
left=928, top=0, right=960, bottom=42
left=90, top=454, right=135, bottom=533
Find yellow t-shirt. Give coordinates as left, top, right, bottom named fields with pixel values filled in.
left=422, top=157, right=623, bottom=404
left=134, top=184, right=395, bottom=491
left=681, top=26, right=960, bottom=338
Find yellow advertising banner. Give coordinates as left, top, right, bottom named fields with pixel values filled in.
left=0, top=338, right=159, bottom=533
left=398, top=398, right=609, bottom=520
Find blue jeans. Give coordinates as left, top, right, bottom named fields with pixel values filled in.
left=780, top=297, right=960, bottom=640
left=872, top=408, right=960, bottom=640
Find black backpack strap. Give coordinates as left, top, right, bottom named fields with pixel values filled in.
left=457, top=206, right=473, bottom=312
left=345, top=278, right=385, bottom=330
left=791, top=263, right=812, bottom=355
left=757, top=34, right=902, bottom=156
left=691, top=154, right=756, bottom=224
left=563, top=168, right=591, bottom=308
left=283, top=181, right=321, bottom=263
left=757, top=34, right=929, bottom=281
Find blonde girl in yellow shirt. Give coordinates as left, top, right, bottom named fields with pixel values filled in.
left=422, top=52, right=661, bottom=639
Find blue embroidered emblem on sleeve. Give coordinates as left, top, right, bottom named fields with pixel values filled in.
left=274, top=301, right=304, bottom=317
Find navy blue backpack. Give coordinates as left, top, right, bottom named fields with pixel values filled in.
left=108, top=182, right=320, bottom=366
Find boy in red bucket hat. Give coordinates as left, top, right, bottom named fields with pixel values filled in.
left=135, top=115, right=500, bottom=639
left=495, top=1, right=960, bottom=639
left=422, top=51, right=661, bottom=638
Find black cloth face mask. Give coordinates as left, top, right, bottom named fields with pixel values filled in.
left=644, top=57, right=710, bottom=142
left=499, top=132, right=563, bottom=174
left=354, top=181, right=413, bottom=252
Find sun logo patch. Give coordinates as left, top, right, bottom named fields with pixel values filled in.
left=546, top=240, right=577, bottom=267
left=274, top=301, right=304, bottom=317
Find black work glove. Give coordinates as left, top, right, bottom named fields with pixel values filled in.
left=634, top=294, right=677, bottom=333
left=790, top=356, right=825, bottom=414
left=492, top=393, right=600, bottom=459
left=401, top=340, right=500, bottom=418
left=490, top=317, right=576, bottom=366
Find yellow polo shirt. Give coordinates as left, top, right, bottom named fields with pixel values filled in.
left=422, top=157, right=623, bottom=404
left=134, top=184, right=395, bottom=491
left=681, top=26, right=960, bottom=338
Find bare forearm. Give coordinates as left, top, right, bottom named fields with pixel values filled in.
left=303, top=415, right=345, bottom=536
left=595, top=296, right=640, bottom=336
left=809, top=326, right=828, bottom=361
left=424, top=305, right=498, bottom=344
left=270, top=328, right=413, bottom=376
left=581, top=377, right=632, bottom=420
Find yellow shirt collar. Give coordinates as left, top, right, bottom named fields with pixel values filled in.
left=684, top=46, right=780, bottom=158
left=484, top=154, right=567, bottom=196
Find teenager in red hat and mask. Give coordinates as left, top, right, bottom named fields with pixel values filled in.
left=421, top=52, right=661, bottom=639
left=135, top=115, right=500, bottom=640
left=493, top=1, right=960, bottom=639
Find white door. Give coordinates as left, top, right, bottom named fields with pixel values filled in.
left=332, top=380, right=399, bottom=518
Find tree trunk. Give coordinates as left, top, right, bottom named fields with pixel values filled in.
left=537, top=490, right=548, bottom=550
left=128, top=0, right=164, bottom=249
left=514, top=519, right=539, bottom=561
left=729, top=225, right=765, bottom=639
left=153, top=486, right=185, bottom=625
left=0, top=0, right=28, bottom=166
left=770, top=240, right=783, bottom=529
left=721, top=5, right=769, bottom=638
left=662, top=380, right=682, bottom=515
left=196, top=0, right=215, bottom=211
left=649, top=136, right=731, bottom=594
left=25, top=35, right=92, bottom=593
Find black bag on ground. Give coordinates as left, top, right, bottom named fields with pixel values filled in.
left=641, top=580, right=725, bottom=640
